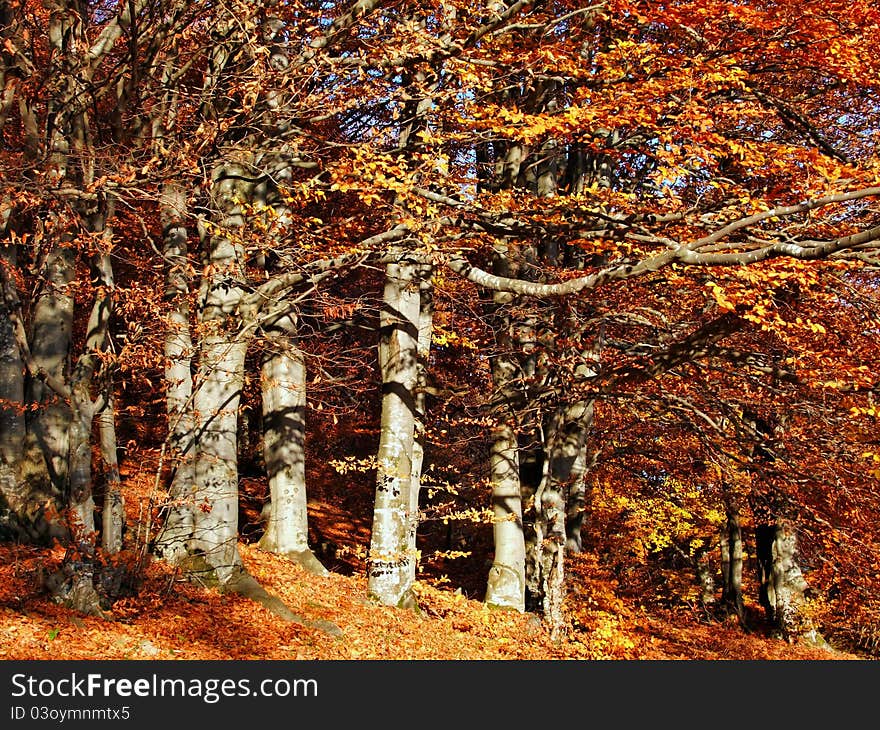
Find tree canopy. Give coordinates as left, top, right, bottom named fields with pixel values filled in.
left=1, top=0, right=879, bottom=654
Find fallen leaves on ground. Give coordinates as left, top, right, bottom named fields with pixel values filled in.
left=0, top=541, right=855, bottom=661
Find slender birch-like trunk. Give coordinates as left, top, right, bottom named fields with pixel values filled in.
left=90, top=234, right=123, bottom=554
left=98, top=396, right=123, bottom=553
left=68, top=239, right=117, bottom=544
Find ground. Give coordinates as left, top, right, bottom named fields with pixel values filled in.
left=0, top=448, right=860, bottom=661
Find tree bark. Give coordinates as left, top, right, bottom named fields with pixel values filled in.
left=484, top=245, right=529, bottom=611
left=0, top=229, right=35, bottom=539
left=190, top=332, right=247, bottom=584
left=531, top=412, right=569, bottom=639
left=67, top=242, right=116, bottom=545
left=406, top=264, right=434, bottom=587
left=98, top=397, right=123, bottom=553
left=694, top=544, right=716, bottom=610
left=84, top=229, right=122, bottom=557
left=367, top=258, right=421, bottom=608
left=756, top=519, right=827, bottom=646
left=25, top=245, right=75, bottom=497
left=564, top=436, right=592, bottom=554
left=550, top=401, right=594, bottom=556
left=154, top=182, right=197, bottom=562
left=184, top=165, right=251, bottom=585
left=485, top=423, right=526, bottom=611
left=258, top=310, right=327, bottom=575
left=720, top=506, right=744, bottom=621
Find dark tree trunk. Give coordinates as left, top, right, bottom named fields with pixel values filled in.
left=720, top=507, right=745, bottom=622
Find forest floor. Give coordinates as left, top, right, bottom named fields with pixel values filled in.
left=0, top=448, right=863, bottom=661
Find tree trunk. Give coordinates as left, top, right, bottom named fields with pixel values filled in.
left=25, top=245, right=75, bottom=496
left=562, top=343, right=599, bottom=554
left=189, top=332, right=247, bottom=584
left=756, top=519, right=827, bottom=646
left=720, top=506, right=744, bottom=621
left=92, top=246, right=123, bottom=554
left=0, top=239, right=36, bottom=540
left=98, top=398, right=123, bottom=553
left=258, top=310, right=327, bottom=576
left=67, top=242, right=116, bottom=545
left=154, top=182, right=197, bottom=561
left=552, top=402, right=594, bottom=556
left=28, top=28, right=109, bottom=600
left=406, top=264, right=434, bottom=587
left=62, top=216, right=117, bottom=612
left=67, top=379, right=96, bottom=541
left=564, top=439, right=591, bottom=554
left=531, top=413, right=569, bottom=639
left=184, top=165, right=251, bottom=586
left=694, top=544, right=716, bottom=610
left=367, top=258, right=420, bottom=608
left=484, top=423, right=525, bottom=611
left=525, top=380, right=594, bottom=628
left=151, top=164, right=339, bottom=632
left=483, top=243, right=529, bottom=610
left=483, top=236, right=534, bottom=611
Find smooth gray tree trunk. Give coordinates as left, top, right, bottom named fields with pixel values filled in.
left=150, top=161, right=340, bottom=633
left=185, top=165, right=251, bottom=585
left=90, top=246, right=123, bottom=554
left=88, top=243, right=123, bottom=555
left=190, top=332, right=247, bottom=584
left=484, top=241, right=529, bottom=611
left=405, top=264, right=434, bottom=587
left=68, top=245, right=116, bottom=545
left=98, top=398, right=123, bottom=553
left=154, top=182, right=197, bottom=562
left=485, top=422, right=526, bottom=611
left=367, top=259, right=421, bottom=608
left=258, top=310, right=327, bottom=576
left=26, top=245, right=75, bottom=496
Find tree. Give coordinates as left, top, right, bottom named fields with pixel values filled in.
left=2, top=0, right=879, bottom=650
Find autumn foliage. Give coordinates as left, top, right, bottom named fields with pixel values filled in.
left=1, top=0, right=880, bottom=659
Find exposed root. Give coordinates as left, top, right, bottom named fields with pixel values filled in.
left=178, top=554, right=342, bottom=636
left=224, top=565, right=343, bottom=636
left=276, top=549, right=330, bottom=577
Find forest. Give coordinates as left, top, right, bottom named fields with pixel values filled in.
left=1, top=0, right=879, bottom=661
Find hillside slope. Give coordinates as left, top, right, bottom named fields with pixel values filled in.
left=0, top=540, right=855, bottom=661
left=0, top=447, right=859, bottom=661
